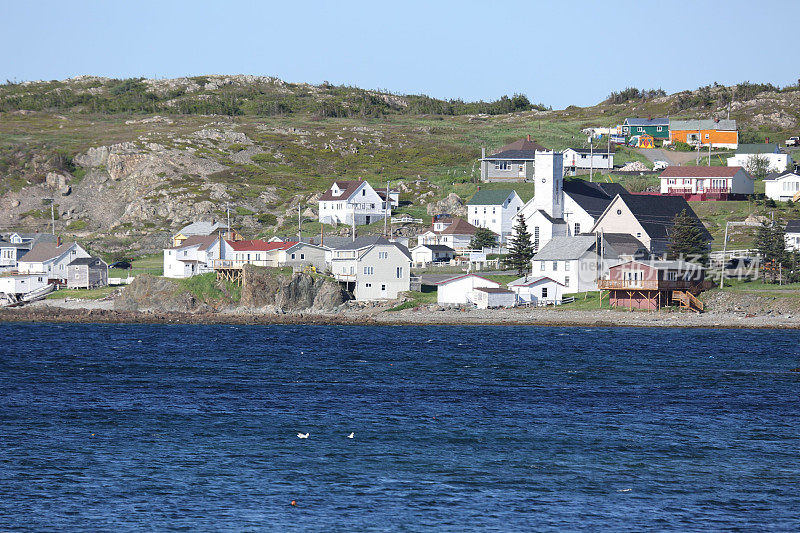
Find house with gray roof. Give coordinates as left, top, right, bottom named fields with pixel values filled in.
left=669, top=119, right=738, bottom=148
left=328, top=236, right=412, bottom=300
left=479, top=135, right=547, bottom=182
left=467, top=189, right=523, bottom=243
left=621, top=118, right=669, bottom=140
left=0, top=232, right=58, bottom=272
left=531, top=235, right=623, bottom=293
left=318, top=180, right=391, bottom=226
left=67, top=257, right=108, bottom=289
left=172, top=221, right=231, bottom=247
left=16, top=240, right=91, bottom=283
left=728, top=143, right=792, bottom=175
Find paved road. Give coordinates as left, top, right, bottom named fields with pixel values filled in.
left=635, top=148, right=728, bottom=166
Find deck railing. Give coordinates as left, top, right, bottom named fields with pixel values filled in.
left=597, top=279, right=698, bottom=291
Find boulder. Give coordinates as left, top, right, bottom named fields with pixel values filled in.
left=426, top=192, right=466, bottom=217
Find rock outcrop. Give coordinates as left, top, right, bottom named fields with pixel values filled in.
left=426, top=192, right=466, bottom=217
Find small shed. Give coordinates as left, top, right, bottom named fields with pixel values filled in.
left=67, top=257, right=108, bottom=289
left=507, top=276, right=564, bottom=305
left=0, top=274, right=48, bottom=296
left=436, top=274, right=499, bottom=305
left=471, top=287, right=516, bottom=309
left=410, top=244, right=456, bottom=265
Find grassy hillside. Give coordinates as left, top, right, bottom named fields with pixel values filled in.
left=2, top=76, right=800, bottom=257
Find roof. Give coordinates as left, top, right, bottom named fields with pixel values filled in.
left=319, top=180, right=365, bottom=201
left=764, top=171, right=799, bottom=182
left=329, top=235, right=412, bottom=260
left=786, top=220, right=800, bottom=233
left=611, top=194, right=712, bottom=243
left=176, top=221, right=228, bottom=237
left=68, top=257, right=106, bottom=267
left=599, top=233, right=648, bottom=258
left=435, top=273, right=498, bottom=286
left=6, top=232, right=58, bottom=244
left=0, top=240, right=30, bottom=249
left=483, top=137, right=547, bottom=160
left=534, top=210, right=567, bottom=225
left=507, top=275, right=564, bottom=287
left=660, top=166, right=748, bottom=178
left=467, top=189, right=517, bottom=206
left=170, top=234, right=219, bottom=251
left=474, top=287, right=515, bottom=294
left=563, top=179, right=629, bottom=218
left=624, top=117, right=669, bottom=126
left=736, top=143, right=779, bottom=155
left=416, top=244, right=455, bottom=253
left=228, top=239, right=296, bottom=252
left=533, top=236, right=601, bottom=261
left=669, top=119, right=737, bottom=131
left=18, top=241, right=76, bottom=263
left=566, top=147, right=615, bottom=155
left=437, top=218, right=481, bottom=236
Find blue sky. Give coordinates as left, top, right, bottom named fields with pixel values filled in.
left=1, top=1, right=796, bottom=109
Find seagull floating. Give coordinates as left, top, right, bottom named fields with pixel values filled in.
left=347, top=432, right=354, bottom=439
left=297, top=432, right=309, bottom=439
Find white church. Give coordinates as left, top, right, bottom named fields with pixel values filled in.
left=517, top=151, right=628, bottom=251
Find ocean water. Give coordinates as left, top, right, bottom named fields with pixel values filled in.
left=1, top=323, right=799, bottom=531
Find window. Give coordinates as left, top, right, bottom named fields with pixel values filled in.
left=362, top=189, right=366, bottom=196
left=667, top=271, right=677, bottom=281
left=300, top=254, right=305, bottom=260
left=705, top=133, right=709, bottom=139
left=657, top=126, right=663, bottom=132
left=381, top=284, right=386, bottom=291
left=565, top=261, right=570, bottom=271
left=495, top=161, right=511, bottom=170
left=580, top=154, right=587, bottom=159
left=534, top=226, right=540, bottom=250
left=396, top=266, right=403, bottom=278
left=564, top=276, right=570, bottom=286
left=364, top=266, right=374, bottom=275
left=366, top=283, right=372, bottom=288
left=540, top=261, right=545, bottom=271
left=602, top=154, right=608, bottom=160
left=291, top=253, right=296, bottom=260
left=574, top=223, right=580, bottom=234
left=553, top=261, right=558, bottom=271
left=542, top=287, right=548, bottom=298
left=637, top=127, right=643, bottom=132
left=378, top=251, right=388, bottom=259
left=636, top=232, right=641, bottom=238
left=616, top=209, right=622, bottom=215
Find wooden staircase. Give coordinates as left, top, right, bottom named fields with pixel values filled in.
left=672, top=290, right=704, bottom=313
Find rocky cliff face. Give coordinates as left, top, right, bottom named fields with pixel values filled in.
left=115, top=267, right=349, bottom=314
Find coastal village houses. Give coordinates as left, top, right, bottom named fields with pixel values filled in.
left=765, top=171, right=800, bottom=202
left=318, top=180, right=394, bottom=226
left=531, top=235, right=631, bottom=293
left=669, top=119, right=738, bottom=148
left=599, top=259, right=706, bottom=311
left=436, top=274, right=501, bottom=305
left=660, top=166, right=754, bottom=200
left=16, top=240, right=91, bottom=283
left=621, top=118, right=670, bottom=141
left=418, top=216, right=482, bottom=250
left=164, top=235, right=233, bottom=278
left=728, top=143, right=792, bottom=174
left=562, top=147, right=614, bottom=174
left=172, top=221, right=235, bottom=248
left=329, top=236, right=412, bottom=300
left=785, top=220, right=800, bottom=251
left=66, top=257, right=108, bottom=289
left=0, top=232, right=57, bottom=272
left=590, top=194, right=712, bottom=258
left=467, top=189, right=524, bottom=244
left=507, top=275, right=564, bottom=306
left=479, top=135, right=546, bottom=182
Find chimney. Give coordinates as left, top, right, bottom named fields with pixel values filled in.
left=527, top=134, right=531, bottom=142
left=481, top=147, right=486, bottom=159
left=56, top=235, right=61, bottom=247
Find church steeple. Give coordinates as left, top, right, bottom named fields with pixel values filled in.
left=531, top=150, right=564, bottom=219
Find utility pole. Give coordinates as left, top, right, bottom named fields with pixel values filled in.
left=708, top=142, right=712, bottom=166
left=384, top=180, right=390, bottom=238
left=589, top=137, right=594, bottom=183
left=226, top=203, right=231, bottom=233
left=297, top=203, right=301, bottom=243
left=50, top=201, right=55, bottom=235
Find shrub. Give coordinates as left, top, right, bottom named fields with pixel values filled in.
left=235, top=207, right=254, bottom=216
left=65, top=220, right=87, bottom=231
left=256, top=213, right=278, bottom=225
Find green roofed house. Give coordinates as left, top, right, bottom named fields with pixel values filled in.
left=727, top=143, right=792, bottom=173
left=466, top=189, right=523, bottom=243
left=621, top=118, right=669, bottom=140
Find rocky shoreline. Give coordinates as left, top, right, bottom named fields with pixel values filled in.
left=4, top=301, right=800, bottom=329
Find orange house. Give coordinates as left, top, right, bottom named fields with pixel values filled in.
left=669, top=119, right=738, bottom=149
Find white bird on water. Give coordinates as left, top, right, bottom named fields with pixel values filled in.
left=347, top=432, right=354, bottom=439
left=297, top=432, right=309, bottom=439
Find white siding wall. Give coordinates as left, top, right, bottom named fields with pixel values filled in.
left=728, top=153, right=791, bottom=174
left=437, top=275, right=499, bottom=304
left=766, top=175, right=800, bottom=201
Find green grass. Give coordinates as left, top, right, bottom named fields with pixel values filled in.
left=386, top=290, right=438, bottom=311
left=47, top=286, right=116, bottom=299
left=174, top=272, right=242, bottom=302
left=711, top=277, right=800, bottom=294
left=556, top=291, right=610, bottom=310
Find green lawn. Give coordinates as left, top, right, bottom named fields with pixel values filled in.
left=47, top=286, right=116, bottom=300
left=387, top=289, right=438, bottom=311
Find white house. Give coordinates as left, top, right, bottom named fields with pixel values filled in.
left=467, top=188, right=524, bottom=243
left=785, top=220, right=800, bottom=251
left=764, top=172, right=800, bottom=202
left=329, top=236, right=412, bottom=300
left=409, top=244, right=456, bottom=265
left=318, top=180, right=391, bottom=226
left=472, top=287, right=516, bottom=309
left=0, top=273, right=49, bottom=298
left=727, top=144, right=792, bottom=174
left=0, top=233, right=58, bottom=272
left=164, top=235, right=233, bottom=278
left=531, top=235, right=624, bottom=293
left=17, top=240, right=91, bottom=282
left=418, top=217, right=483, bottom=250
left=278, top=242, right=328, bottom=271
left=562, top=148, right=614, bottom=174
left=435, top=274, right=500, bottom=305
left=507, top=276, right=564, bottom=305
left=660, top=166, right=754, bottom=199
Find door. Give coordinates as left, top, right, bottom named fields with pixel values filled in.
left=380, top=284, right=387, bottom=298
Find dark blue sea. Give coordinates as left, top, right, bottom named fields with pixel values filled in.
left=1, top=323, right=799, bottom=531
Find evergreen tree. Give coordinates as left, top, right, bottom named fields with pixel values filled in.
left=755, top=220, right=787, bottom=282
left=506, top=214, right=536, bottom=275
left=470, top=227, right=498, bottom=250
left=666, top=209, right=709, bottom=264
